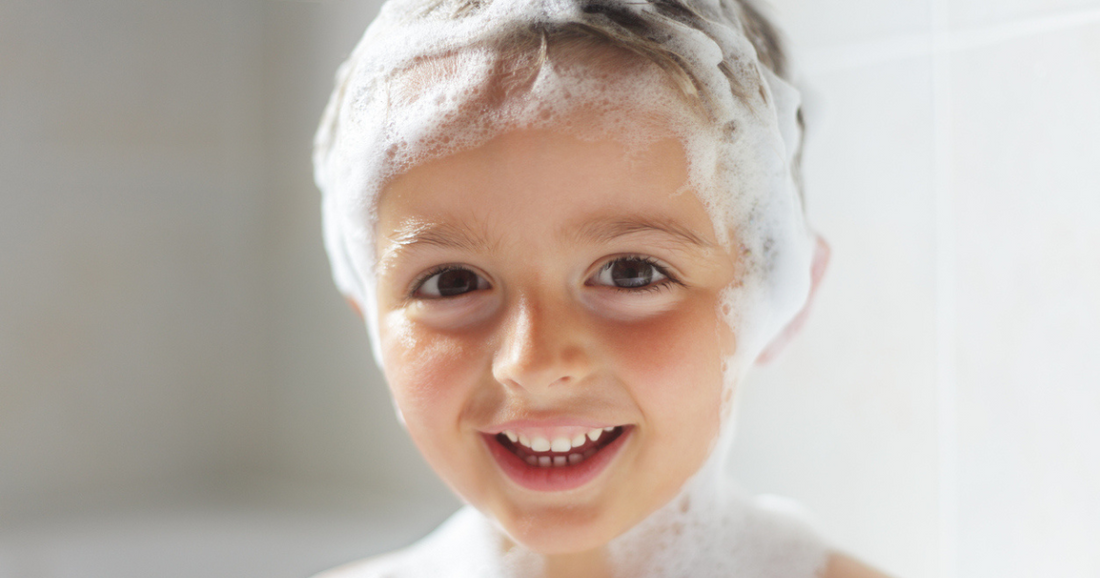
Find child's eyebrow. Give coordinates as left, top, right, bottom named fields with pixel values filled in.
left=389, top=220, right=491, bottom=251
left=377, top=219, right=498, bottom=268
left=377, top=215, right=715, bottom=271
left=568, top=216, right=717, bottom=251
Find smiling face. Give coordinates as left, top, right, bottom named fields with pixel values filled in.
left=371, top=120, right=740, bottom=555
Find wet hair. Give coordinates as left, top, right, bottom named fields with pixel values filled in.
left=407, top=0, right=804, bottom=195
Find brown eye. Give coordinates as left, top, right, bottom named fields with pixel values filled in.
left=590, top=257, right=669, bottom=289
left=415, top=267, right=489, bottom=298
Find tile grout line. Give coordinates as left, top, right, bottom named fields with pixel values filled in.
left=931, top=0, right=959, bottom=576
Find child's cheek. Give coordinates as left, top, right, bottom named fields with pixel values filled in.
left=600, top=298, right=728, bottom=429
left=380, top=313, right=484, bottom=430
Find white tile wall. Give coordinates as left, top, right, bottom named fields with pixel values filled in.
left=767, top=0, right=931, bottom=50
left=730, top=56, right=939, bottom=578
left=736, top=2, right=1100, bottom=577
left=951, top=21, right=1100, bottom=578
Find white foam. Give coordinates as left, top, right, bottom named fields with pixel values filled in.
left=312, top=0, right=827, bottom=576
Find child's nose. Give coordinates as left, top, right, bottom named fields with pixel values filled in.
left=491, top=293, right=594, bottom=394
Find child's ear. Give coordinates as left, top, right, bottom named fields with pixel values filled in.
left=755, top=235, right=830, bottom=365
left=345, top=296, right=364, bottom=320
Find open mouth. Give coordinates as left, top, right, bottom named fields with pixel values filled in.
left=482, top=425, right=632, bottom=492
left=495, top=426, right=626, bottom=467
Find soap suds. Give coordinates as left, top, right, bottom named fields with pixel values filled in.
left=313, top=0, right=827, bottom=576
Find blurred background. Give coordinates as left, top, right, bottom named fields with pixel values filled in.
left=1, top=0, right=1097, bottom=577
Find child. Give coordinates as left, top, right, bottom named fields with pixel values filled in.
left=313, top=0, right=890, bottom=576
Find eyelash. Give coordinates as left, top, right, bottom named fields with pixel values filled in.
left=406, top=256, right=681, bottom=300
left=596, top=255, right=682, bottom=294
left=408, top=264, right=483, bottom=299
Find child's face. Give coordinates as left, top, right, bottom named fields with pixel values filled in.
left=371, top=117, right=740, bottom=554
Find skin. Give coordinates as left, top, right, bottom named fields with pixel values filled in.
left=334, top=117, right=887, bottom=578
left=374, top=123, right=734, bottom=565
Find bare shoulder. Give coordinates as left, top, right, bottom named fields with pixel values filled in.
left=821, top=552, right=894, bottom=578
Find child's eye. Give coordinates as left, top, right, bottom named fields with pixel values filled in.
left=413, top=266, right=490, bottom=299
left=588, top=257, right=675, bottom=290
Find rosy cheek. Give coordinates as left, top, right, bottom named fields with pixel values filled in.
left=381, top=315, right=482, bottom=424
left=602, top=300, right=726, bottom=426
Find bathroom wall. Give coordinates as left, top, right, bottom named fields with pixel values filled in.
left=2, top=1, right=1097, bottom=577
left=731, top=1, right=1100, bottom=576
left=0, top=0, right=270, bottom=516
left=258, top=0, right=451, bottom=502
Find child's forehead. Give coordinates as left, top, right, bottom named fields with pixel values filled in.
left=373, top=124, right=728, bottom=262
left=379, top=120, right=690, bottom=208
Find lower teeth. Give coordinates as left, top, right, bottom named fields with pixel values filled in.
left=526, top=453, right=586, bottom=468
left=512, top=427, right=621, bottom=467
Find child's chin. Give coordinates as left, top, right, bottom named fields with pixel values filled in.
left=497, top=508, right=624, bottom=555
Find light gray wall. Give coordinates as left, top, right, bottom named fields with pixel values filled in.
left=0, top=0, right=451, bottom=517
left=258, top=0, right=450, bottom=500
left=0, top=0, right=270, bottom=516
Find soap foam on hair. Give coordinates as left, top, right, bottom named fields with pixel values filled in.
left=313, top=0, right=827, bottom=576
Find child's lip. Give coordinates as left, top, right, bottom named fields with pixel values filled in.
left=481, top=418, right=624, bottom=435
left=482, top=425, right=633, bottom=492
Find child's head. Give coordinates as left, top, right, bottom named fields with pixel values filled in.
left=314, top=0, right=826, bottom=560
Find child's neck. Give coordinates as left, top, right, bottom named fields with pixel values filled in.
left=542, top=548, right=613, bottom=578
left=496, top=532, right=613, bottom=578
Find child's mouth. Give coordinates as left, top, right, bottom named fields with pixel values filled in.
left=495, top=426, right=625, bottom=467
left=482, top=425, right=632, bottom=492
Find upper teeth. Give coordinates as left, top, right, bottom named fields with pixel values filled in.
left=506, top=427, right=610, bottom=452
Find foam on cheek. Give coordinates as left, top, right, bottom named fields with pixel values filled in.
left=314, top=0, right=826, bottom=575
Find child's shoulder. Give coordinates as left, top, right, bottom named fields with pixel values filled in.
left=821, top=553, right=894, bottom=578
